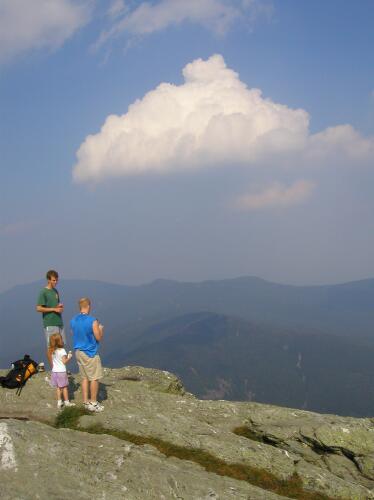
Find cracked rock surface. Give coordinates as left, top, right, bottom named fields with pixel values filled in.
left=0, top=419, right=280, bottom=500
left=1, top=366, right=374, bottom=499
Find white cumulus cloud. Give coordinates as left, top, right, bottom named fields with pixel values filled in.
left=234, top=180, right=315, bottom=211
left=73, top=54, right=309, bottom=182
left=307, top=124, right=374, bottom=162
left=0, top=0, right=92, bottom=62
left=96, top=0, right=270, bottom=47
left=73, top=54, right=374, bottom=184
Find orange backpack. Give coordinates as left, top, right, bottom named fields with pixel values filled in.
left=0, top=354, right=38, bottom=395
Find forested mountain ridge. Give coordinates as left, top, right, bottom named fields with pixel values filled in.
left=2, top=276, right=374, bottom=416
left=118, top=311, right=374, bottom=417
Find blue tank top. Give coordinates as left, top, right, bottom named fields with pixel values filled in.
left=71, top=313, right=98, bottom=357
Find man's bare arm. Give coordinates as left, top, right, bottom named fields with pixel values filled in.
left=92, top=320, right=104, bottom=342
left=36, top=305, right=63, bottom=314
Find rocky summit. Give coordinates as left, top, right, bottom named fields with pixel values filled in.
left=1, top=366, right=374, bottom=499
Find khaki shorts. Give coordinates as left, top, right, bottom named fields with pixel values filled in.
left=75, top=350, right=103, bottom=381
left=44, top=326, right=66, bottom=347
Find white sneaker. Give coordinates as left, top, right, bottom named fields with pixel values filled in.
left=87, top=402, right=104, bottom=412
left=57, top=400, right=64, bottom=409
left=64, top=401, right=76, bottom=407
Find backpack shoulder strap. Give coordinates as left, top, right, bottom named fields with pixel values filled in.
left=15, top=363, right=29, bottom=396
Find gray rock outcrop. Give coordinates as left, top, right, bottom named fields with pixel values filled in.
left=1, top=366, right=374, bottom=499
left=0, top=419, right=281, bottom=500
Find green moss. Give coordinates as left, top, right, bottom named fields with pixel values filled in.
left=233, top=425, right=265, bottom=443
left=55, top=406, right=91, bottom=429
left=54, top=411, right=338, bottom=499
left=82, top=423, right=335, bottom=500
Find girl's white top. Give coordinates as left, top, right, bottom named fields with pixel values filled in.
left=52, top=348, right=67, bottom=373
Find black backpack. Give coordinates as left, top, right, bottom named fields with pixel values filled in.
left=0, top=354, right=38, bottom=395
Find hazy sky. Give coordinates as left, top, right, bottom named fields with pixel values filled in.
left=1, top=0, right=374, bottom=292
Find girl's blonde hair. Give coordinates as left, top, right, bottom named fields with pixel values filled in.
left=48, top=333, right=64, bottom=355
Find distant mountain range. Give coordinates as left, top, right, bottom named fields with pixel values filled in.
left=119, top=311, right=374, bottom=417
left=1, top=276, right=374, bottom=416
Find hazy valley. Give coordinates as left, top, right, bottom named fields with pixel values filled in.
left=2, top=276, right=374, bottom=417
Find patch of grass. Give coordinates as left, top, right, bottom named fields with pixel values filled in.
left=55, top=406, right=91, bottom=429
left=81, top=423, right=334, bottom=500
left=54, top=412, right=337, bottom=499
left=233, top=425, right=265, bottom=443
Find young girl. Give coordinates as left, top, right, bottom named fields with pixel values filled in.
left=48, top=333, right=75, bottom=409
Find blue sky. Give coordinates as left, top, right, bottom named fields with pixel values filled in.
left=0, top=0, right=373, bottom=292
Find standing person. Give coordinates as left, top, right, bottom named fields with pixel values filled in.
left=48, top=333, right=75, bottom=409
left=71, top=297, right=104, bottom=412
left=36, top=270, right=65, bottom=365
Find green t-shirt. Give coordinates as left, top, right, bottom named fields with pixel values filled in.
left=37, top=287, right=63, bottom=328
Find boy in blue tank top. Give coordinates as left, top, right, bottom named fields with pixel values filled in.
left=71, top=297, right=104, bottom=412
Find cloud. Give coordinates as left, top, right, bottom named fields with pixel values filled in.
left=234, top=180, right=315, bottom=211
left=0, top=220, right=39, bottom=236
left=96, top=0, right=271, bottom=48
left=73, top=54, right=374, bottom=184
left=73, top=54, right=308, bottom=182
left=107, top=0, right=126, bottom=19
left=307, top=125, right=374, bottom=163
left=0, top=0, right=92, bottom=63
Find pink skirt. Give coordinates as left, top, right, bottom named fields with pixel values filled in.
left=51, top=371, right=68, bottom=388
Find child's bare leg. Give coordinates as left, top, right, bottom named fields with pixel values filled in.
left=62, top=386, right=69, bottom=402
left=56, top=387, right=62, bottom=401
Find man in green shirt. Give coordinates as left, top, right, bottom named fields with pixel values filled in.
left=36, top=270, right=66, bottom=355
